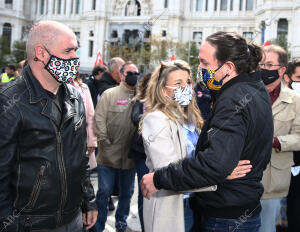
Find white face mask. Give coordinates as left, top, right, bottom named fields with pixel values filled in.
left=291, top=82, right=300, bottom=94
left=165, top=85, right=193, bottom=106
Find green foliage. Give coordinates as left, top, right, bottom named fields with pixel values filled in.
left=12, top=40, right=26, bottom=63
left=270, top=34, right=291, bottom=58
left=0, top=37, right=26, bottom=69
left=104, top=37, right=200, bottom=77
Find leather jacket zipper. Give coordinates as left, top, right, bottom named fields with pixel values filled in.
left=56, top=131, right=67, bottom=226
left=56, top=113, right=75, bottom=226
left=26, top=164, right=46, bottom=209
left=74, top=114, right=84, bottom=131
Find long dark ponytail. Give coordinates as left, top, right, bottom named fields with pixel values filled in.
left=206, top=31, right=263, bottom=74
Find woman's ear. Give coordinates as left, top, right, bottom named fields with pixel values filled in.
left=225, top=61, right=236, bottom=76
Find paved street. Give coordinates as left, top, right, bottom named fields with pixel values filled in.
left=91, top=172, right=142, bottom=232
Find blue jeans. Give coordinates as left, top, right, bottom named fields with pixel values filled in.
left=95, top=165, right=135, bottom=232
left=202, top=213, right=261, bottom=232
left=184, top=198, right=194, bottom=232
left=259, top=198, right=282, bottom=232
left=135, top=159, right=149, bottom=232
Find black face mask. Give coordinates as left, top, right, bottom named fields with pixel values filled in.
left=260, top=69, right=280, bottom=85
left=125, top=71, right=139, bottom=86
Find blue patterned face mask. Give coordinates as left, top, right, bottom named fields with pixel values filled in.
left=165, top=85, right=193, bottom=106
left=197, top=64, right=227, bottom=91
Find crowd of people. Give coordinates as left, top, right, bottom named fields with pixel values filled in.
left=0, top=20, right=300, bottom=232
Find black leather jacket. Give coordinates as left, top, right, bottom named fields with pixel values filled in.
left=0, top=66, right=96, bottom=231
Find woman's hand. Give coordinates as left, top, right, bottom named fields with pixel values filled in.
left=227, top=160, right=252, bottom=180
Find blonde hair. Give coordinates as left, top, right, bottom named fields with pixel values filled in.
left=139, top=60, right=204, bottom=133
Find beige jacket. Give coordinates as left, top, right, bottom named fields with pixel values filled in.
left=94, top=82, right=135, bottom=169
left=262, top=82, right=300, bottom=199
left=142, top=111, right=216, bottom=232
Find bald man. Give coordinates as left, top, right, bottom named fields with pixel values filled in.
left=0, top=21, right=97, bottom=232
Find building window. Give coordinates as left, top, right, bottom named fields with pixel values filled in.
left=5, top=0, right=13, bottom=9
left=277, top=18, right=288, bottom=38
left=92, top=0, right=96, bottom=10
left=243, top=32, right=253, bottom=40
left=164, top=0, right=168, bottom=8
left=52, top=0, right=55, bottom=14
left=64, top=0, right=67, bottom=14
left=205, top=0, right=208, bottom=11
left=111, top=30, right=118, bottom=38
left=71, top=0, right=74, bottom=14
left=214, top=0, right=217, bottom=11
left=193, top=31, right=202, bottom=40
left=89, top=31, right=94, bottom=37
left=196, top=0, right=203, bottom=11
left=89, top=40, right=94, bottom=57
left=3, top=23, right=12, bottom=50
left=75, top=0, right=80, bottom=14
left=239, top=0, right=244, bottom=10
left=230, top=0, right=233, bottom=10
left=125, top=0, right=141, bottom=16
left=40, top=0, right=45, bottom=14
left=162, top=30, right=167, bottom=37
left=220, top=0, right=227, bottom=11
left=246, top=0, right=253, bottom=10
left=57, top=0, right=62, bottom=14
left=145, top=30, right=151, bottom=38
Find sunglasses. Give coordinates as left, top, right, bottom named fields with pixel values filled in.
left=158, top=61, right=181, bottom=79
left=126, top=71, right=140, bottom=76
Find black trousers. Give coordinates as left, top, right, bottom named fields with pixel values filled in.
left=287, top=174, right=300, bottom=232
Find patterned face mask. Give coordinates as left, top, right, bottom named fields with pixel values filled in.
left=44, top=47, right=80, bottom=84
left=166, top=85, right=193, bottom=106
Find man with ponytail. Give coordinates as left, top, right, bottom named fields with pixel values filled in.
left=141, top=31, right=273, bottom=231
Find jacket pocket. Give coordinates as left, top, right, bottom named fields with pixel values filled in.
left=25, top=164, right=47, bottom=210
left=74, top=114, right=85, bottom=131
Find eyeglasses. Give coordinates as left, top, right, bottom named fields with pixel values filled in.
left=126, top=71, right=139, bottom=76
left=259, top=63, right=282, bottom=69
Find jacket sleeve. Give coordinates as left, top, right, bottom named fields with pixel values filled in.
left=142, top=112, right=180, bottom=169
left=93, top=91, right=111, bottom=146
left=84, top=87, right=97, bottom=148
left=131, top=101, right=143, bottom=127
left=153, top=97, right=249, bottom=191
left=0, top=95, right=21, bottom=231
left=81, top=148, right=97, bottom=213
left=277, top=98, right=300, bottom=152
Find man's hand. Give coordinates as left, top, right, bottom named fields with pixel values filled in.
left=140, top=172, right=158, bottom=200
left=226, top=160, right=252, bottom=180
left=82, top=210, right=98, bottom=230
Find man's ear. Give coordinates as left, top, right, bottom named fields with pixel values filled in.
left=34, top=45, right=48, bottom=63
left=225, top=61, right=235, bottom=75
left=283, top=73, right=291, bottom=86
left=278, top=66, right=287, bottom=78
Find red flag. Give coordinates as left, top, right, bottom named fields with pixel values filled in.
left=170, top=54, right=176, bottom=61
left=94, top=51, right=103, bottom=67
left=264, top=40, right=270, bottom=46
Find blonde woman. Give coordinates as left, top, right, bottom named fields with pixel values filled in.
left=140, top=60, right=248, bottom=232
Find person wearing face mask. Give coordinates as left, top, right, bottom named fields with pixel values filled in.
left=258, top=45, right=300, bottom=232
left=93, top=61, right=139, bottom=232
left=140, top=59, right=254, bottom=232
left=283, top=59, right=300, bottom=232
left=140, top=32, right=274, bottom=232
left=0, top=21, right=97, bottom=232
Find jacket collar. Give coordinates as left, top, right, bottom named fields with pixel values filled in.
left=120, top=82, right=135, bottom=93
left=272, top=80, right=294, bottom=116
left=23, top=65, right=77, bottom=104
left=219, top=71, right=261, bottom=95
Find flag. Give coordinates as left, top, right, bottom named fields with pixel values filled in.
left=263, top=40, right=270, bottom=47
left=170, top=54, right=176, bottom=61
left=94, top=51, right=103, bottom=67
